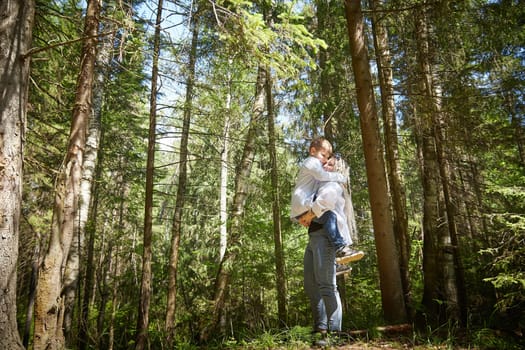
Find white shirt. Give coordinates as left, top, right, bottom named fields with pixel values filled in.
left=290, top=156, right=346, bottom=219
left=311, top=181, right=352, bottom=245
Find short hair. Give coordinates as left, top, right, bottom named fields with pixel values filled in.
left=309, top=137, right=332, bottom=152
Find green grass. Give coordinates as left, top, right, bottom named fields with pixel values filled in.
left=197, top=325, right=524, bottom=349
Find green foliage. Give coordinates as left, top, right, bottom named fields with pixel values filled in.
left=340, top=233, right=384, bottom=330
left=213, top=0, right=326, bottom=78
left=479, top=210, right=525, bottom=331
left=25, top=0, right=84, bottom=198
left=472, top=328, right=524, bottom=350
left=208, top=326, right=314, bottom=349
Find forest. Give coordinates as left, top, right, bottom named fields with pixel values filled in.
left=0, top=0, right=524, bottom=349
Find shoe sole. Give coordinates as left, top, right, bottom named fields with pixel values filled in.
left=336, top=266, right=352, bottom=276
left=336, top=252, right=364, bottom=264
left=336, top=270, right=351, bottom=276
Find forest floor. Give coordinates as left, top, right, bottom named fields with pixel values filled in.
left=260, top=339, right=476, bottom=349
left=269, top=337, right=478, bottom=349
left=297, top=337, right=474, bottom=349
left=239, top=334, right=479, bottom=350
left=226, top=325, right=523, bottom=349
left=311, top=339, right=472, bottom=349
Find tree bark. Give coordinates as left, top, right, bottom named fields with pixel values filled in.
left=23, top=226, right=40, bottom=348
left=108, top=245, right=121, bottom=350
left=265, top=69, right=287, bottom=325
left=165, top=11, right=199, bottom=346
left=344, top=0, right=407, bottom=324
left=412, top=5, right=466, bottom=326
left=63, top=14, right=111, bottom=346
left=0, top=1, right=35, bottom=349
left=370, top=0, right=412, bottom=318
left=412, top=5, right=450, bottom=326
left=510, top=107, right=525, bottom=167
left=33, top=1, right=99, bottom=348
left=219, top=65, right=232, bottom=262
left=200, top=66, right=266, bottom=341
left=413, top=86, right=446, bottom=326
left=136, top=0, right=163, bottom=348
left=77, top=15, right=118, bottom=350
left=432, top=86, right=468, bottom=326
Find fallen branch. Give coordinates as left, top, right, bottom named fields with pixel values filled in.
left=347, top=323, right=413, bottom=336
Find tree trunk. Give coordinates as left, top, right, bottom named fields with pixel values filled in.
left=412, top=5, right=466, bottom=326
left=0, top=1, right=35, bottom=349
left=408, top=70, right=445, bottom=325
left=77, top=16, right=118, bottom=350
left=108, top=245, right=121, bottom=350
left=511, top=112, right=525, bottom=167
left=265, top=69, right=287, bottom=325
left=23, top=229, right=40, bottom=348
left=97, top=240, right=112, bottom=349
left=63, top=17, right=110, bottom=346
left=165, top=11, right=199, bottom=346
left=33, top=1, right=99, bottom=348
left=370, top=0, right=412, bottom=318
left=414, top=92, right=447, bottom=325
left=412, top=5, right=449, bottom=326
left=344, top=0, right=407, bottom=324
left=219, top=67, right=232, bottom=262
left=78, top=146, right=107, bottom=350
left=200, top=66, right=266, bottom=341
left=136, top=0, right=163, bottom=348
left=432, top=86, right=468, bottom=325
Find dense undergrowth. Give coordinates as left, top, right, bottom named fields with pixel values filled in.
left=171, top=325, right=524, bottom=349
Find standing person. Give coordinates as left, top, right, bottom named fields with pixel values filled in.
left=301, top=156, right=359, bottom=345
left=290, top=137, right=362, bottom=264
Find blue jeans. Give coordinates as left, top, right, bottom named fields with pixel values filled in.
left=315, top=210, right=345, bottom=251
left=303, top=227, right=342, bottom=332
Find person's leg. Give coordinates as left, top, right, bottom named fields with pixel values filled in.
left=308, top=229, right=342, bottom=332
left=316, top=212, right=365, bottom=264
left=315, top=210, right=345, bottom=250
left=303, top=238, right=327, bottom=332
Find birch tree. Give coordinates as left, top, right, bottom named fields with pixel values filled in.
left=62, top=14, right=116, bottom=345
left=219, top=67, right=232, bottom=262
left=33, top=0, right=99, bottom=348
left=201, top=66, right=267, bottom=340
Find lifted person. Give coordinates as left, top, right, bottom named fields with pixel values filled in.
left=290, top=137, right=363, bottom=264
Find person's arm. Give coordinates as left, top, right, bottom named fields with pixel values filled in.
left=303, top=157, right=346, bottom=183
left=297, top=210, right=316, bottom=227
left=297, top=182, right=341, bottom=227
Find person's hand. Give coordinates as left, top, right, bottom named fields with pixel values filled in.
left=298, top=210, right=316, bottom=227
